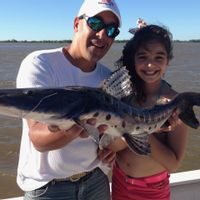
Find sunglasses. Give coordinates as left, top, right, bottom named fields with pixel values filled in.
left=79, top=15, right=120, bottom=39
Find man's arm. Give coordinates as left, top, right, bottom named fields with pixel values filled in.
left=27, top=119, right=88, bottom=152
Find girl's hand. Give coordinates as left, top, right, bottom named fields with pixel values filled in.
left=159, top=109, right=181, bottom=132
left=156, top=97, right=181, bottom=132
left=97, top=148, right=116, bottom=165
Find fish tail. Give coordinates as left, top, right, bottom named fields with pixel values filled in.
left=179, top=92, right=200, bottom=129
left=122, top=133, right=151, bottom=155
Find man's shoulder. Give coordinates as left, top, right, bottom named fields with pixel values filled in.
left=24, top=47, right=63, bottom=61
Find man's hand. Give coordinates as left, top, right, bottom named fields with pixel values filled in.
left=48, top=118, right=99, bottom=138
left=97, top=124, right=116, bottom=165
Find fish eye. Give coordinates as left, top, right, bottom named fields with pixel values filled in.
left=106, top=114, right=111, bottom=121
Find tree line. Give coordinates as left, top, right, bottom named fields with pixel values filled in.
left=0, top=39, right=200, bottom=43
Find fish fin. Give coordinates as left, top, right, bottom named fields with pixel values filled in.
left=179, top=107, right=199, bottom=129
left=123, top=133, right=151, bottom=155
left=74, top=120, right=100, bottom=144
left=100, top=66, right=133, bottom=99
left=99, top=134, right=115, bottom=149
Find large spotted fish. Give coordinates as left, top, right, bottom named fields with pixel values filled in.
left=0, top=67, right=199, bottom=154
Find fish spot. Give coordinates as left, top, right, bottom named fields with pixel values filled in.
left=148, top=126, right=152, bottom=130
left=136, top=126, right=140, bottom=130
left=161, top=115, right=165, bottom=120
left=122, top=121, right=126, bottom=128
left=106, top=114, right=111, bottom=121
left=93, top=112, right=99, bottom=117
left=154, top=124, right=157, bottom=129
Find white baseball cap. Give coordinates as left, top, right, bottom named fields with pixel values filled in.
left=78, top=0, right=122, bottom=27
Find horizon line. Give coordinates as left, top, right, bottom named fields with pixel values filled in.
left=1, top=39, right=200, bottom=43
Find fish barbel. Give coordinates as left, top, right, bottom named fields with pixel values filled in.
left=0, top=85, right=199, bottom=155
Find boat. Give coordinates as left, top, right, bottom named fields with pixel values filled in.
left=169, top=169, right=200, bottom=200
left=3, top=169, right=200, bottom=200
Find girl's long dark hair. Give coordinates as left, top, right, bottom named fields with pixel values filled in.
left=116, top=25, right=173, bottom=102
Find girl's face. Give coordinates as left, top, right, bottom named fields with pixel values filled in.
left=134, top=41, right=169, bottom=84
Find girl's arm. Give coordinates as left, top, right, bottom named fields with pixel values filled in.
left=149, top=121, right=188, bottom=172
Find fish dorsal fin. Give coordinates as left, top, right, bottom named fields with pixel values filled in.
left=100, top=66, right=133, bottom=99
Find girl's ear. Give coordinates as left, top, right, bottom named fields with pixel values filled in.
left=166, top=58, right=170, bottom=65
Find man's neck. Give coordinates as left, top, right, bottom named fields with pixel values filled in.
left=62, top=47, right=96, bottom=72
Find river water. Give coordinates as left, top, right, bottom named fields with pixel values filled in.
left=0, top=42, right=199, bottom=198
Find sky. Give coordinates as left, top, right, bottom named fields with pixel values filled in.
left=0, top=0, right=199, bottom=41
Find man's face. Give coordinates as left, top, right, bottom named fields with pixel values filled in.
left=74, top=11, right=119, bottom=65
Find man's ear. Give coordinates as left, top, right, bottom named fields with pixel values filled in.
left=74, top=17, right=80, bottom=32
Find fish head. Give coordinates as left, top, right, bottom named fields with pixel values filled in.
left=0, top=88, right=45, bottom=118
left=0, top=87, right=85, bottom=121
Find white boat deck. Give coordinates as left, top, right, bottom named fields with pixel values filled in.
left=3, top=169, right=200, bottom=200
left=170, top=169, right=200, bottom=200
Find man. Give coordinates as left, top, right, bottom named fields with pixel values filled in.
left=16, top=0, right=121, bottom=199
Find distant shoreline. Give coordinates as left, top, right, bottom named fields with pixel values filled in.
left=0, top=39, right=200, bottom=43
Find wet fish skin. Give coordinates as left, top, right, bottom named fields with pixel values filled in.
left=0, top=87, right=199, bottom=155
left=95, top=91, right=200, bottom=153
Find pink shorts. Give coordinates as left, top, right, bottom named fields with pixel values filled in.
left=112, top=163, right=170, bottom=200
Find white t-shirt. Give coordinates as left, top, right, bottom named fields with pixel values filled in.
left=16, top=47, right=111, bottom=191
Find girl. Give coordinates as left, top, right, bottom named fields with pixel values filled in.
left=110, top=22, right=188, bottom=200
